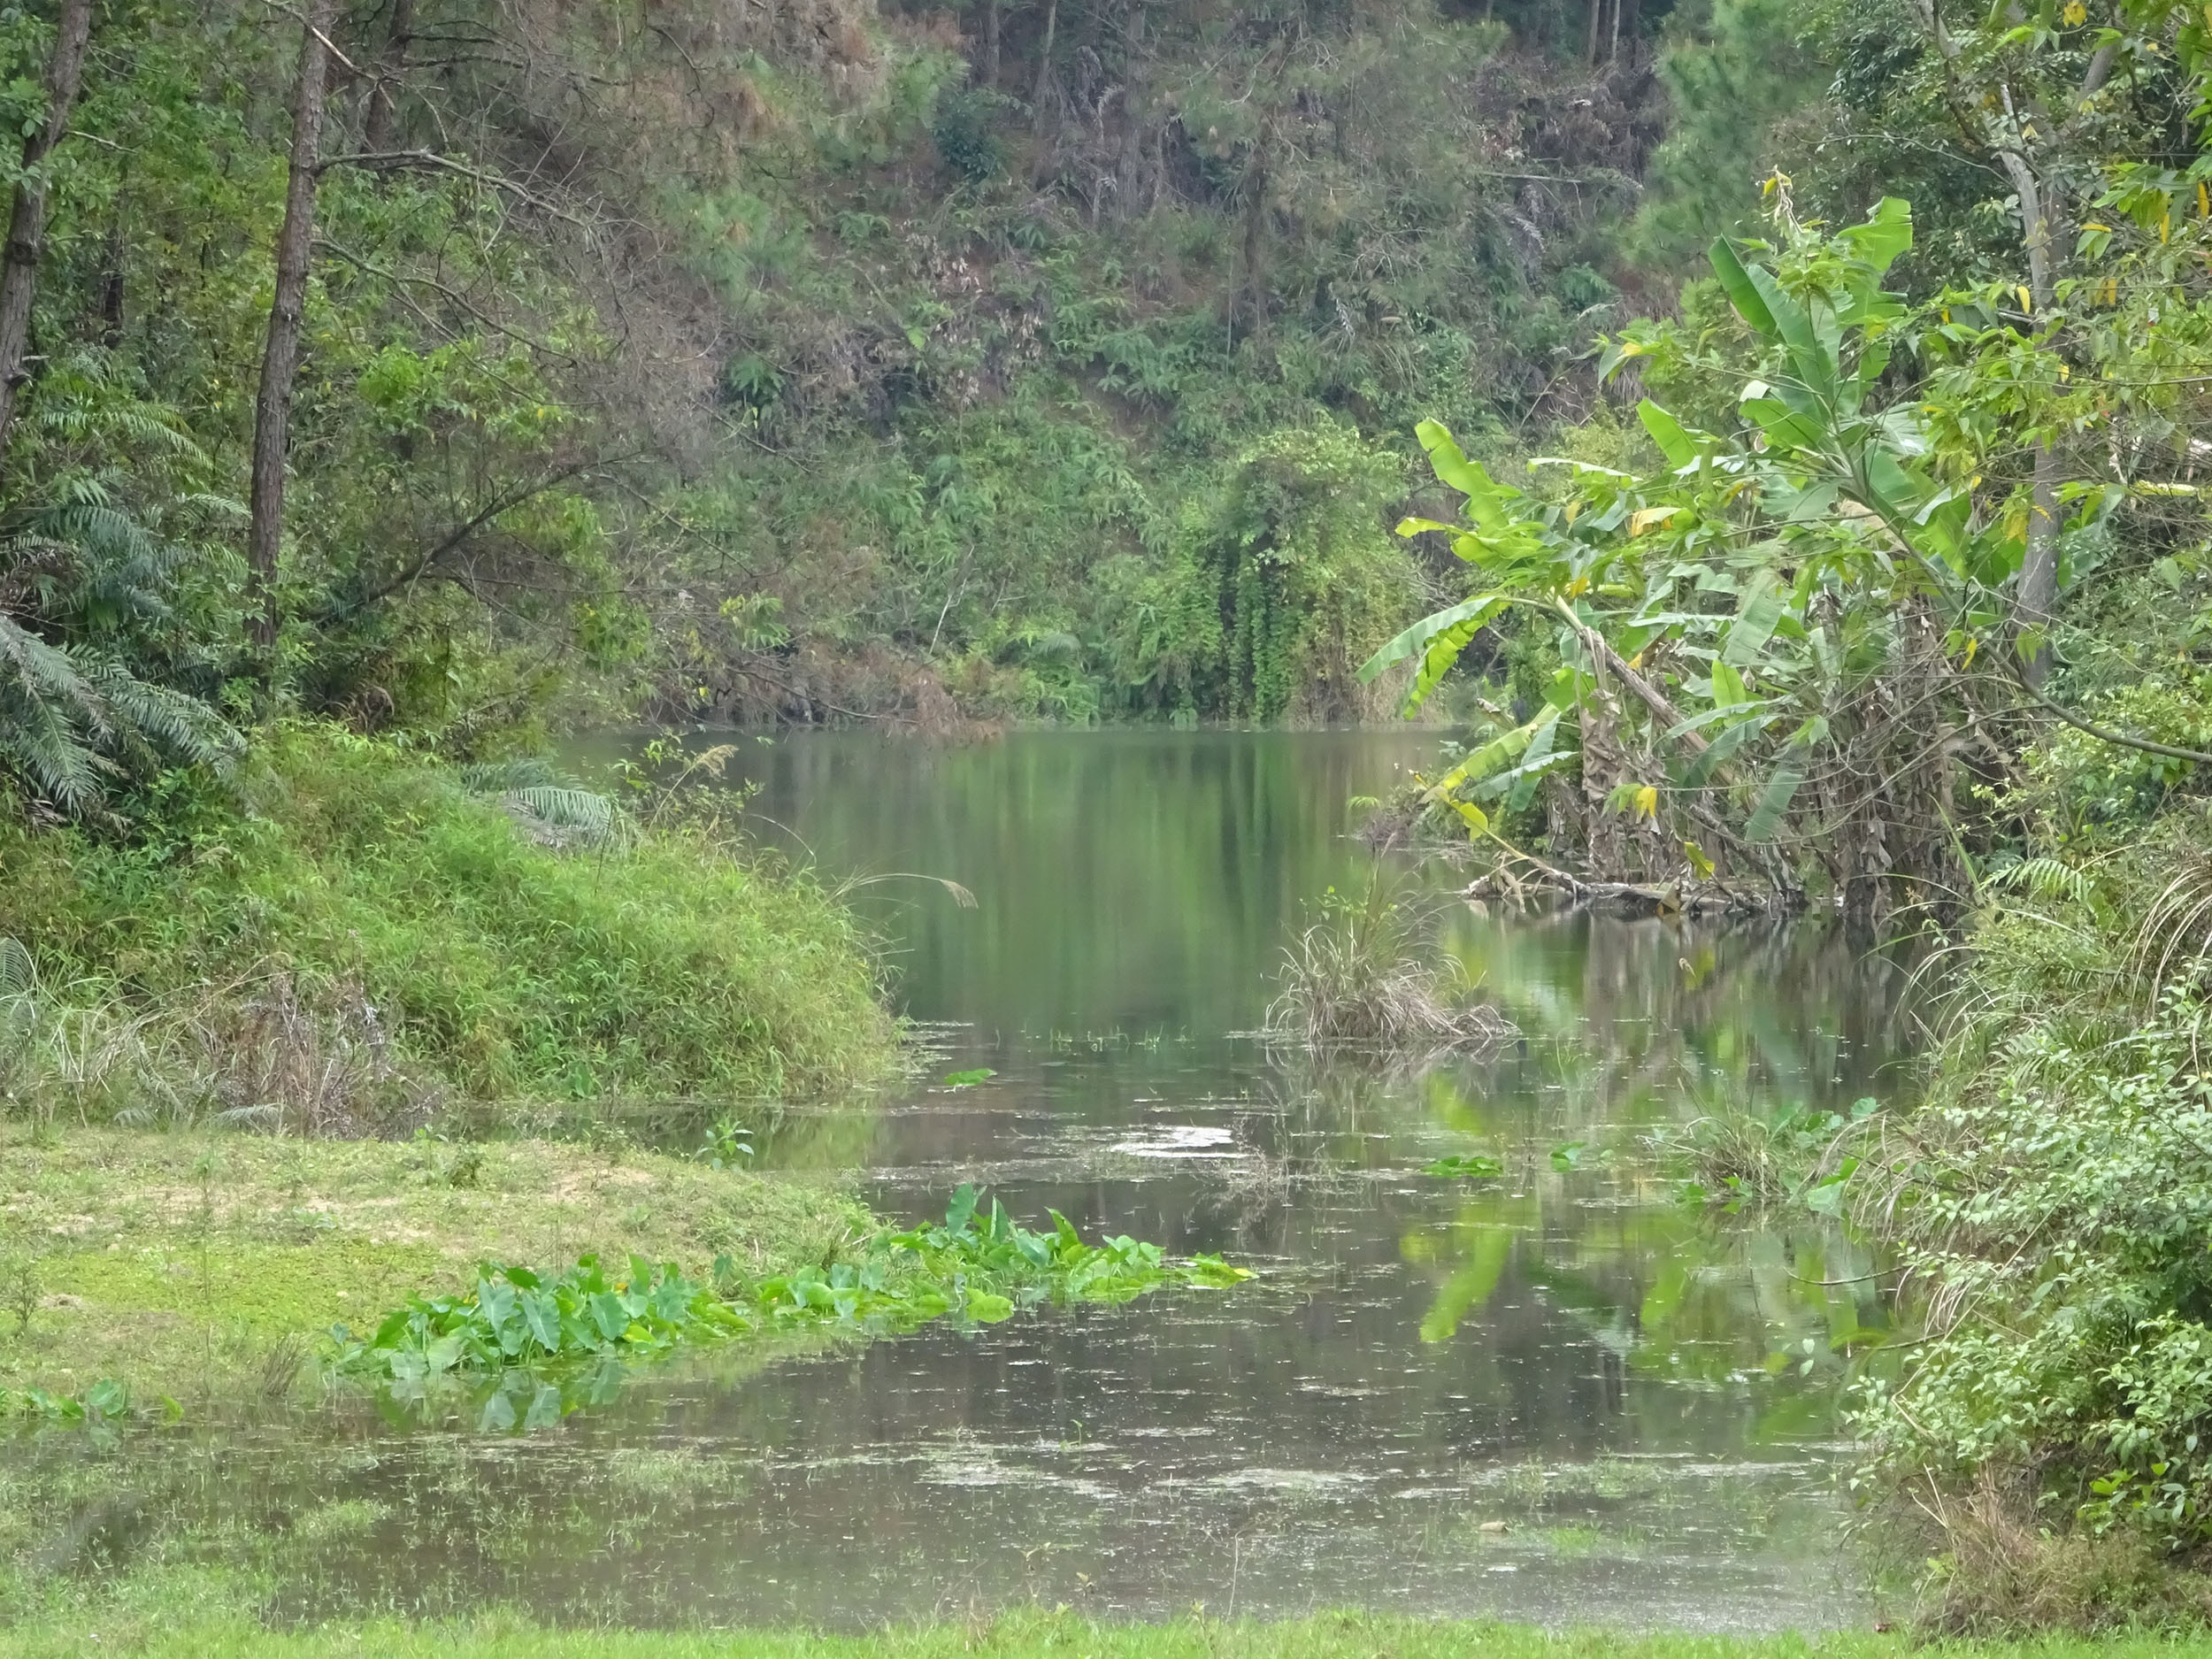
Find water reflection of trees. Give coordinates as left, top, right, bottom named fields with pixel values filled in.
left=1239, top=910, right=1914, bottom=1444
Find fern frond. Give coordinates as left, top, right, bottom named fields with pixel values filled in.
left=0, top=936, right=39, bottom=1002
left=1985, top=856, right=2097, bottom=908
left=458, top=757, right=572, bottom=793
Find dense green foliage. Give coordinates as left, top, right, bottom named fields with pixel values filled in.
left=339, top=1185, right=1248, bottom=1406
left=1832, top=817, right=2212, bottom=1626
left=0, top=0, right=1692, bottom=773
left=0, top=726, right=892, bottom=1105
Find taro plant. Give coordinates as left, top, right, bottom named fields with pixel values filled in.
left=334, top=1186, right=1250, bottom=1401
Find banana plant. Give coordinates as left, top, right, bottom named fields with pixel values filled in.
left=1361, top=198, right=2032, bottom=867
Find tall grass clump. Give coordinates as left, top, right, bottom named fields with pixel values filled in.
left=1265, top=879, right=1513, bottom=1052
left=0, top=724, right=895, bottom=1109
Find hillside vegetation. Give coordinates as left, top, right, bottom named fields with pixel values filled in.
left=0, top=0, right=1704, bottom=759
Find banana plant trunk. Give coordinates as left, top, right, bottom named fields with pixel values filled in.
left=0, top=0, right=95, bottom=463
left=249, top=0, right=341, bottom=665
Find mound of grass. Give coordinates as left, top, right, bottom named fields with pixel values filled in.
left=0, top=725, right=895, bottom=1105
left=1267, top=880, right=1512, bottom=1052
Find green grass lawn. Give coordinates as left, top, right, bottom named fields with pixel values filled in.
left=0, top=1122, right=872, bottom=1402
left=0, top=1610, right=2198, bottom=1659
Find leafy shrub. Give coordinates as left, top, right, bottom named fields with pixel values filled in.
left=932, top=84, right=1015, bottom=181
left=1849, top=825, right=2212, bottom=1614
left=1855, top=984, right=2212, bottom=1542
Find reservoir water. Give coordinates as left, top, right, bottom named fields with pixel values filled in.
left=41, top=730, right=1918, bottom=1631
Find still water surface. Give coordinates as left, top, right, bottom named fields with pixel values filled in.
left=105, top=732, right=1922, bottom=1630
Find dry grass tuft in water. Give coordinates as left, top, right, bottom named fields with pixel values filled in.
left=1264, top=882, right=1513, bottom=1052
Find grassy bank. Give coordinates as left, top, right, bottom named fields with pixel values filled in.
left=0, top=725, right=895, bottom=1111
left=0, top=1611, right=2196, bottom=1659
left=0, top=1123, right=871, bottom=1403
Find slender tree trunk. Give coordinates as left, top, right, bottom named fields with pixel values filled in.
left=96, top=216, right=123, bottom=348
left=1586, top=0, right=1601, bottom=64
left=0, top=0, right=94, bottom=461
left=983, top=0, right=1000, bottom=88
left=249, top=0, right=339, bottom=666
left=1031, top=0, right=1056, bottom=128
left=1235, top=147, right=1268, bottom=345
left=1607, top=0, right=1621, bottom=64
left=2002, top=148, right=2062, bottom=688
left=361, top=0, right=415, bottom=154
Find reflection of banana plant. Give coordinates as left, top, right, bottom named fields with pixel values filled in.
left=1411, top=1220, right=1517, bottom=1345
left=1407, top=1169, right=1890, bottom=1438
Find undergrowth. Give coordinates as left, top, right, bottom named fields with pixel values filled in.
left=1837, top=803, right=2212, bottom=1630
left=336, top=1185, right=1248, bottom=1425
left=0, top=724, right=894, bottom=1108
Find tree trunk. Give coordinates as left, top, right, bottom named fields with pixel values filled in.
left=1235, top=147, right=1268, bottom=345
left=1586, top=0, right=1601, bottom=64
left=248, top=0, right=340, bottom=666
left=1607, top=0, right=1621, bottom=63
left=0, top=0, right=94, bottom=462
left=361, top=0, right=415, bottom=154
left=2001, top=148, right=2063, bottom=689
left=1031, top=0, right=1056, bottom=128
left=983, top=0, right=1000, bottom=87
left=96, top=216, right=123, bottom=348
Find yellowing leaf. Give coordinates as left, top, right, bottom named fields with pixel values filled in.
left=2162, top=211, right=2173, bottom=243
left=1563, top=499, right=1581, bottom=525
left=1962, top=635, right=1978, bottom=667
left=2062, top=1, right=2085, bottom=23
left=1563, top=574, right=1590, bottom=597
left=1683, top=840, right=1716, bottom=879
left=2059, top=362, right=2070, bottom=380
left=1631, top=785, right=1659, bottom=821
left=2016, top=285, right=2034, bottom=315
left=1629, top=505, right=1679, bottom=536
left=1451, top=800, right=1491, bottom=838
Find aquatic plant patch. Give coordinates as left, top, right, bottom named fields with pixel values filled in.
left=335, top=1186, right=1249, bottom=1390
left=0, top=1379, right=127, bottom=1425
left=1421, top=1155, right=1504, bottom=1179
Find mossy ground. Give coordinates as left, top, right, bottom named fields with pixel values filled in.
left=0, top=1609, right=2194, bottom=1659
left=0, top=1124, right=869, bottom=1402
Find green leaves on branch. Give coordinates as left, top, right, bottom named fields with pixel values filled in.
left=1358, top=196, right=2065, bottom=861
left=1358, top=593, right=1509, bottom=713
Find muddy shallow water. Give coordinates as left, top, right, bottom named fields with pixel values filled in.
left=63, top=731, right=1918, bottom=1630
